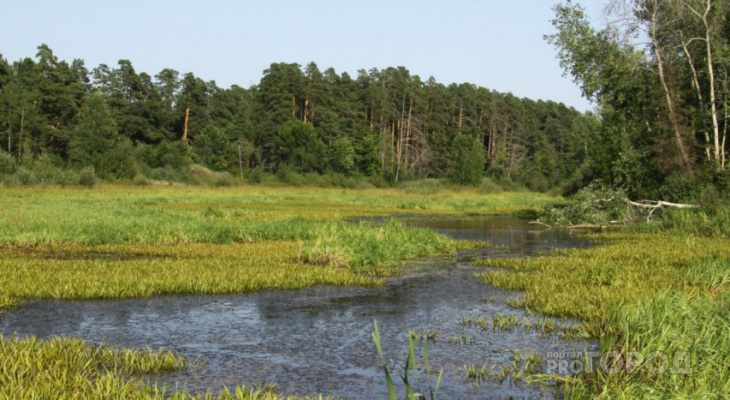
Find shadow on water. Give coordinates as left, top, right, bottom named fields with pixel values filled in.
left=0, top=216, right=598, bottom=399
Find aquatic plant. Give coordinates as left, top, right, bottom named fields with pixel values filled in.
left=408, top=329, right=440, bottom=343
left=446, top=335, right=475, bottom=345
left=372, top=320, right=443, bottom=400
left=458, top=363, right=494, bottom=384
left=491, top=313, right=520, bottom=331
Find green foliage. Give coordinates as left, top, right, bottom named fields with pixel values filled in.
left=540, top=183, right=627, bottom=226
left=328, top=136, right=356, bottom=174
left=78, top=166, right=97, bottom=187
left=0, top=150, right=16, bottom=175
left=275, top=121, right=326, bottom=173
left=69, top=93, right=135, bottom=179
left=448, top=134, right=485, bottom=186
left=356, top=134, right=381, bottom=176
left=138, top=140, right=194, bottom=170
left=195, top=124, right=232, bottom=171
left=1, top=44, right=600, bottom=189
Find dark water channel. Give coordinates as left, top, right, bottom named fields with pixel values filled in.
left=0, top=216, right=598, bottom=399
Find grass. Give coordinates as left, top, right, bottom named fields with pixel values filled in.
left=474, top=233, right=730, bottom=398
left=1, top=335, right=328, bottom=399
left=0, top=184, right=556, bottom=399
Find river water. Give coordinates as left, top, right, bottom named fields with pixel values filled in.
left=0, top=216, right=597, bottom=399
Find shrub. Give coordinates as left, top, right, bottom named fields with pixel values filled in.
left=0, top=150, right=17, bottom=176
left=78, top=167, right=97, bottom=187
left=540, top=183, right=627, bottom=226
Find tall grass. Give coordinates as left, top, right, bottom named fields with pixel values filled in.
left=0, top=335, right=330, bottom=399
left=301, top=219, right=460, bottom=274
left=476, top=234, right=730, bottom=398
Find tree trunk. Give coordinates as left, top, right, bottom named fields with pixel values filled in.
left=680, top=35, right=713, bottom=162
left=18, top=104, right=25, bottom=159
left=182, top=105, right=190, bottom=142
left=303, top=96, right=309, bottom=123
left=703, top=5, right=722, bottom=169
left=649, top=1, right=692, bottom=173
left=6, top=106, right=11, bottom=154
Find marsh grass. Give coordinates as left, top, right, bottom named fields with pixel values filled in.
left=1, top=185, right=551, bottom=398
left=0, top=334, right=329, bottom=400
left=0, top=335, right=183, bottom=399
left=475, top=233, right=730, bottom=398
left=458, top=363, right=494, bottom=384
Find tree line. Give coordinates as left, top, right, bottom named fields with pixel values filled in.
left=0, top=44, right=597, bottom=190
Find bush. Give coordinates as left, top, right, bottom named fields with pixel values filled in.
left=540, top=183, right=627, bottom=226
left=78, top=167, right=97, bottom=187
left=132, top=174, right=151, bottom=186
left=476, top=177, right=504, bottom=194
left=276, top=165, right=307, bottom=186
left=0, top=150, right=17, bottom=176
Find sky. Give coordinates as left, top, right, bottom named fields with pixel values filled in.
left=2, top=0, right=606, bottom=112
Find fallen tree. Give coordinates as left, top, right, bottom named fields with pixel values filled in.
left=626, top=200, right=699, bottom=223
left=536, top=183, right=700, bottom=229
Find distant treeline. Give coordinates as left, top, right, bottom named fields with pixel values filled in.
left=0, top=44, right=598, bottom=190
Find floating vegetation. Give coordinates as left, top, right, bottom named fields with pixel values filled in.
left=408, top=329, right=440, bottom=343
left=491, top=313, right=520, bottom=331
left=458, top=363, right=494, bottom=384
left=446, top=335, right=475, bottom=345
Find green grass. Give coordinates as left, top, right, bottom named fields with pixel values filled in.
left=474, top=233, right=730, bottom=398
left=0, top=335, right=330, bottom=399
left=0, top=184, right=555, bottom=399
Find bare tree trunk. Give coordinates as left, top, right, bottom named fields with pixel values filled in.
left=18, top=104, right=25, bottom=159
left=6, top=107, right=11, bottom=153
left=237, top=144, right=244, bottom=182
left=648, top=0, right=692, bottom=172
left=679, top=34, right=712, bottom=161
left=395, top=91, right=406, bottom=182
left=182, top=105, right=190, bottom=142
left=303, top=96, right=309, bottom=123
left=405, top=95, right=413, bottom=171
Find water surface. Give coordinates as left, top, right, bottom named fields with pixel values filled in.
left=0, top=216, right=596, bottom=399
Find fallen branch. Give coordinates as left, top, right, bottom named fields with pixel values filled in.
left=626, top=199, right=699, bottom=222
left=528, top=221, right=552, bottom=230
left=567, top=224, right=608, bottom=230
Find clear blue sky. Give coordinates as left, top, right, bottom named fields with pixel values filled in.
left=2, top=0, right=605, bottom=111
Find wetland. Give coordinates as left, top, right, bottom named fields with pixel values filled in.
left=1, top=215, right=596, bottom=399
left=0, top=186, right=727, bottom=399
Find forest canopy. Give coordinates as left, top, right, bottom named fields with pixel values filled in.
left=0, top=44, right=597, bottom=192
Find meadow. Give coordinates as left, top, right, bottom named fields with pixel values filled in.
left=0, top=184, right=555, bottom=399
